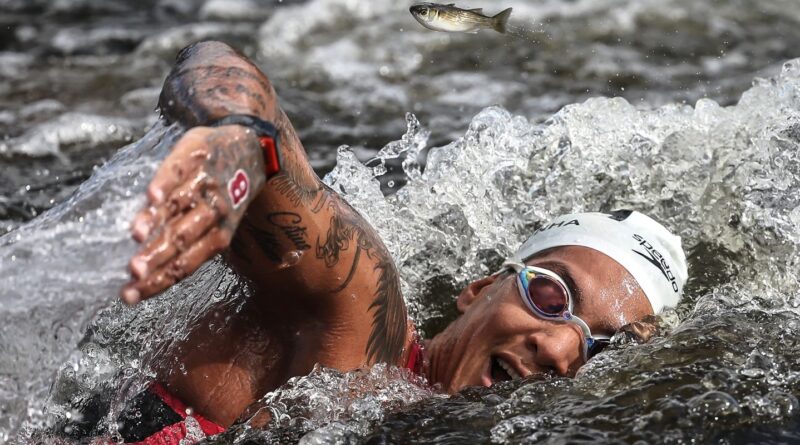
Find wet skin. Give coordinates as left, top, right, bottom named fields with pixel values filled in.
left=422, top=246, right=654, bottom=393
left=124, top=41, right=410, bottom=427
left=122, top=40, right=657, bottom=427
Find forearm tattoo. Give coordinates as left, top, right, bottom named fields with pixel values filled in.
left=269, top=110, right=323, bottom=207
left=158, top=44, right=275, bottom=127
left=202, top=130, right=264, bottom=232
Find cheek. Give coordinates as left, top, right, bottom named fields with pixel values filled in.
left=603, top=276, right=649, bottom=326
left=459, top=294, right=515, bottom=339
left=603, top=283, right=628, bottom=326
left=620, top=275, right=653, bottom=316
left=452, top=278, right=528, bottom=345
left=621, top=276, right=639, bottom=298
left=608, top=292, right=628, bottom=327
left=482, top=281, right=507, bottom=303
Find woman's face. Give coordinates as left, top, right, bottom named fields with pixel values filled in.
left=425, top=245, right=654, bottom=393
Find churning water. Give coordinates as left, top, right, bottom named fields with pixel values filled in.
left=2, top=0, right=800, bottom=443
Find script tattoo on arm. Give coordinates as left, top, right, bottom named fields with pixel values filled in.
left=266, top=212, right=311, bottom=251
left=232, top=211, right=312, bottom=264
left=232, top=218, right=282, bottom=263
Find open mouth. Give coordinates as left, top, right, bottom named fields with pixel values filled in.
left=490, top=355, right=522, bottom=383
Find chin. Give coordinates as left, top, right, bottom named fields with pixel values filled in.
left=439, top=356, right=490, bottom=393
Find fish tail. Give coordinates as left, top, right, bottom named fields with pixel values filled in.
left=492, top=7, right=512, bottom=34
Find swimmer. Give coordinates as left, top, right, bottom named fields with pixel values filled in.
left=113, top=41, right=688, bottom=442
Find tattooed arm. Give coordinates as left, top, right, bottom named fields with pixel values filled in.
left=123, top=41, right=409, bottom=368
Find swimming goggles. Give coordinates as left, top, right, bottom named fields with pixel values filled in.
left=500, top=261, right=611, bottom=361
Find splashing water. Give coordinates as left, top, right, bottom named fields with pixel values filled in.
left=3, top=58, right=800, bottom=445
left=202, top=364, right=439, bottom=444
left=3, top=0, right=800, bottom=443
left=289, top=60, right=800, bottom=443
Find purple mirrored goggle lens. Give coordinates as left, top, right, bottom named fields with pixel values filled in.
left=530, top=276, right=569, bottom=315
left=511, top=263, right=611, bottom=360
left=519, top=270, right=569, bottom=317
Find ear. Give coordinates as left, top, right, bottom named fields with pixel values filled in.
left=456, top=275, right=499, bottom=313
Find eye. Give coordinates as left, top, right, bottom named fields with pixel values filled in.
left=528, top=276, right=569, bottom=314
left=419, top=9, right=428, bottom=16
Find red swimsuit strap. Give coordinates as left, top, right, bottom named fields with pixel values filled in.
left=129, top=384, right=225, bottom=445
left=132, top=341, right=424, bottom=445
left=405, top=338, right=424, bottom=375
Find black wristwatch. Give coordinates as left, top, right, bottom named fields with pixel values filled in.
left=208, top=114, right=282, bottom=179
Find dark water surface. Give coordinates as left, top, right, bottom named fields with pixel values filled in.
left=2, top=0, right=797, bottom=230
left=2, top=0, right=800, bottom=443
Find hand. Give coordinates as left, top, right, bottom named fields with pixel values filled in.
left=617, top=315, right=660, bottom=344
left=121, top=125, right=266, bottom=304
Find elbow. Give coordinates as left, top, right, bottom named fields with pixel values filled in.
left=174, top=40, right=238, bottom=65
left=157, top=41, right=275, bottom=126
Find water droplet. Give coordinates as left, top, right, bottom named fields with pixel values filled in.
left=740, top=368, right=765, bottom=378
left=278, top=250, right=303, bottom=269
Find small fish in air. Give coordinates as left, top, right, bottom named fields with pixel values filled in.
left=409, top=3, right=513, bottom=34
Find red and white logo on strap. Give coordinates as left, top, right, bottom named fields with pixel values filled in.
left=227, top=169, right=250, bottom=209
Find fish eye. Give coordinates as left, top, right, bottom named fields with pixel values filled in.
left=419, top=8, right=428, bottom=16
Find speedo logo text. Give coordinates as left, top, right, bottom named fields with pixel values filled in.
left=632, top=234, right=679, bottom=293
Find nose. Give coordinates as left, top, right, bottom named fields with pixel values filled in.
left=525, top=326, right=584, bottom=376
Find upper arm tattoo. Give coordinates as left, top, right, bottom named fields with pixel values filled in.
left=313, top=190, right=407, bottom=365
left=267, top=212, right=311, bottom=251
left=366, top=257, right=406, bottom=365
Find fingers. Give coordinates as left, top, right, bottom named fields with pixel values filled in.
left=129, top=200, right=221, bottom=280
left=122, top=228, right=231, bottom=305
left=147, top=129, right=211, bottom=204
left=619, top=315, right=660, bottom=344
left=132, top=173, right=213, bottom=242
left=122, top=125, right=258, bottom=305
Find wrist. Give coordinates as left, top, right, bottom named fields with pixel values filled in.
left=208, top=114, right=282, bottom=179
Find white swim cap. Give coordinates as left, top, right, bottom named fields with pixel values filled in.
left=511, top=210, right=688, bottom=314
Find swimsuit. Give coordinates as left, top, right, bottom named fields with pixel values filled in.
left=117, top=384, right=224, bottom=444
left=120, top=340, right=425, bottom=444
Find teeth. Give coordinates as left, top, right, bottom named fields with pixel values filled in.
left=497, top=357, right=521, bottom=380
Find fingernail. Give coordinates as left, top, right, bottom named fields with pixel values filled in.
left=132, top=219, right=150, bottom=241
left=122, top=288, right=140, bottom=305
left=150, top=187, right=164, bottom=204
left=131, top=258, right=148, bottom=279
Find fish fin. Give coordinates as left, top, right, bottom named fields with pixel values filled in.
left=492, top=7, right=512, bottom=34
left=445, top=3, right=454, bottom=5
left=468, top=8, right=483, bottom=13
